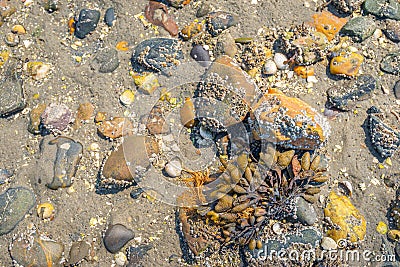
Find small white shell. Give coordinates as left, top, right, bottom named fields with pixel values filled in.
left=165, top=159, right=182, bottom=178
left=263, top=60, right=278, bottom=75
left=274, top=53, right=289, bottom=70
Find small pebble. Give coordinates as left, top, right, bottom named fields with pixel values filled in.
left=41, top=103, right=73, bottom=132
left=164, top=159, right=182, bottom=178
left=97, top=117, right=134, bottom=139
left=120, top=90, right=135, bottom=106
left=295, top=197, right=317, bottom=225
left=263, top=60, right=278, bottom=75
left=190, top=45, right=211, bottom=67
left=394, top=80, right=400, bottom=99
left=75, top=9, right=101, bottom=39
left=68, top=241, right=90, bottom=266
left=104, top=224, right=135, bottom=254
left=37, top=202, right=55, bottom=220
left=115, top=251, right=127, bottom=266
left=91, top=48, right=119, bottom=73
left=104, top=8, right=115, bottom=27
left=321, top=236, right=338, bottom=250
left=273, top=53, right=289, bottom=70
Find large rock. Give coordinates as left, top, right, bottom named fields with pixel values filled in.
left=0, top=187, right=35, bottom=235
left=252, top=89, right=329, bottom=150
left=340, top=16, right=376, bottom=42
left=364, top=0, right=400, bottom=20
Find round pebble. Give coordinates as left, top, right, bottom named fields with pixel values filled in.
left=114, top=251, right=127, bottom=266
left=263, top=60, right=278, bottom=75
left=103, top=224, right=135, bottom=254
left=105, top=8, right=115, bottom=27
left=164, top=159, right=182, bottom=178
left=273, top=53, right=289, bottom=70
left=394, top=80, right=400, bottom=99
left=321, top=236, right=338, bottom=250
left=190, top=45, right=211, bottom=67
left=120, top=90, right=135, bottom=106
left=295, top=197, right=317, bottom=225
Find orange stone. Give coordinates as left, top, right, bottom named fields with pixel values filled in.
left=97, top=117, right=134, bottom=139
left=293, top=65, right=315, bottom=78
left=313, top=11, right=347, bottom=41
left=330, top=52, right=364, bottom=77
left=116, top=41, right=129, bottom=51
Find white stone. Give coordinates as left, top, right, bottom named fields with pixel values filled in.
left=274, top=53, right=289, bottom=70
left=165, top=159, right=182, bottom=178
left=263, top=60, right=278, bottom=75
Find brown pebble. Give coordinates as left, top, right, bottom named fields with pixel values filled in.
left=97, top=117, right=134, bottom=139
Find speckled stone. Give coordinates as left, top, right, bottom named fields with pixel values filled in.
left=384, top=19, right=400, bottom=42
left=295, top=197, right=317, bottom=225
left=91, top=48, right=119, bottom=73
left=340, top=16, right=376, bottom=42
left=381, top=51, right=400, bottom=75
left=364, top=0, right=400, bottom=20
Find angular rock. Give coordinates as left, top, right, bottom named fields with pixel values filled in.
left=91, top=48, right=119, bottom=73
left=131, top=38, right=183, bottom=73
left=34, top=136, right=83, bottom=190
left=367, top=107, right=400, bottom=158
left=146, top=105, right=170, bottom=134
left=364, top=0, right=400, bottom=20
left=0, top=65, right=25, bottom=117
left=145, top=1, right=178, bottom=36
left=0, top=187, right=35, bottom=235
left=215, top=31, right=237, bottom=58
left=384, top=19, right=400, bottom=42
left=340, top=16, right=376, bottom=42
left=381, top=51, right=400, bottom=75
left=196, top=1, right=211, bottom=17
left=324, top=191, right=366, bottom=242
left=28, top=103, right=46, bottom=134
left=41, top=103, right=73, bottom=132
left=252, top=88, right=329, bottom=150
left=75, top=9, right=100, bottom=39
left=68, top=241, right=90, bottom=265
left=206, top=11, right=238, bottom=37
left=327, top=74, right=377, bottom=111
left=10, top=235, right=64, bottom=267
left=104, top=224, right=135, bottom=253
left=331, top=0, right=364, bottom=13
left=295, top=197, right=317, bottom=225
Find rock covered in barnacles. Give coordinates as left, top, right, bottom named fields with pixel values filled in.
left=251, top=89, right=329, bottom=150
left=331, top=0, right=364, bottom=14
left=197, top=55, right=259, bottom=128
left=131, top=38, right=183, bottom=73
left=366, top=107, right=400, bottom=158
left=324, top=191, right=366, bottom=242
left=206, top=11, right=238, bottom=37
left=327, top=74, right=377, bottom=111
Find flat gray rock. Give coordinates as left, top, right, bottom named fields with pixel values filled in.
left=0, top=65, right=25, bottom=117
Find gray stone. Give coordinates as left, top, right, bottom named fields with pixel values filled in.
left=103, top=224, right=135, bottom=253
left=340, top=16, right=376, bottom=42
left=0, top=187, right=35, bottom=235
left=215, top=31, right=237, bottom=58
left=104, top=8, right=115, bottom=27
left=295, top=197, right=317, bottom=225
left=68, top=241, right=90, bottom=265
left=384, top=19, right=400, bottom=42
left=364, top=0, right=400, bottom=20
left=75, top=9, right=100, bottom=39
left=381, top=51, right=400, bottom=75
left=331, top=0, right=364, bottom=13
left=196, top=1, right=211, bottom=17
left=327, top=74, right=377, bottom=111
left=91, top=48, right=119, bottom=73
left=0, top=65, right=25, bottom=117
left=43, top=0, right=58, bottom=13
left=206, top=11, right=238, bottom=37
left=394, top=80, right=400, bottom=99
left=190, top=45, right=211, bottom=67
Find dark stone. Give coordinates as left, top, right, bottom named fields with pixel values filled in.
left=68, top=241, right=90, bottom=265
left=104, top=8, right=115, bottom=27
left=130, top=188, right=144, bottom=199
left=327, top=74, right=377, bottom=111
left=0, top=169, right=12, bottom=185
left=131, top=38, right=183, bottom=73
left=190, top=45, right=211, bottom=67
left=206, top=11, right=238, bottom=37
left=126, top=245, right=152, bottom=266
left=384, top=19, right=400, bottom=42
left=331, top=0, right=364, bottom=13
left=75, top=9, right=101, bottom=39
left=0, top=187, right=35, bottom=235
left=196, top=1, right=211, bottom=17
left=43, top=0, right=58, bottom=13
left=394, top=80, right=400, bottom=99
left=295, top=197, right=317, bottom=225
left=381, top=51, right=400, bottom=75
left=363, top=0, right=400, bottom=20
left=340, top=16, right=376, bottom=42
left=367, top=107, right=400, bottom=158
left=91, top=48, right=119, bottom=73
left=0, top=65, right=25, bottom=117
left=103, top=224, right=135, bottom=253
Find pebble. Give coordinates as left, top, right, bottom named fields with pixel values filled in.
left=384, top=19, right=400, bottom=42
left=329, top=52, right=363, bottom=76
left=75, top=102, right=94, bottom=122
left=312, top=10, right=348, bottom=41
left=273, top=53, right=289, bottom=70
left=180, top=97, right=195, bottom=128
left=97, top=117, right=134, bottom=139
left=37, top=202, right=55, bottom=220
left=180, top=21, right=203, bottom=41
left=196, top=1, right=212, bottom=17
left=327, top=74, right=376, bottom=111
left=120, top=90, right=135, bottom=106
left=146, top=105, right=170, bottom=134
left=25, top=61, right=51, bottom=80
left=206, top=11, right=238, bottom=37
left=132, top=72, right=160, bottom=95
left=324, top=191, right=366, bottom=242
left=167, top=0, right=191, bottom=8
left=295, top=196, right=317, bottom=225
left=263, top=60, right=278, bottom=75
left=43, top=0, right=58, bottom=13
left=4, top=32, right=19, bottom=47
left=215, top=31, right=237, bottom=58
left=68, top=240, right=90, bottom=266
left=130, top=187, right=144, bottom=199
left=190, top=44, right=211, bottom=67
left=340, top=16, right=376, bottom=42
left=131, top=38, right=183, bottom=72
left=0, top=169, right=12, bottom=184
left=0, top=187, right=35, bottom=235
left=10, top=235, right=64, bottom=267
left=367, top=107, right=400, bottom=158
left=104, top=7, right=115, bottom=27
left=145, top=1, right=178, bottom=36
left=164, top=158, right=182, bottom=178
left=115, top=251, right=128, bottom=266
left=91, top=48, right=119, bottom=73
left=331, top=0, right=364, bottom=13
left=381, top=51, right=400, bottom=75
left=364, top=0, right=400, bottom=20
left=28, top=103, right=46, bottom=134
left=0, top=65, right=25, bottom=117
left=41, top=103, right=73, bottom=132
left=321, top=237, right=338, bottom=250
left=394, top=80, right=400, bottom=99
left=252, top=88, right=329, bottom=150
left=11, top=25, right=26, bottom=34
left=75, top=9, right=101, bottom=39
left=104, top=224, right=135, bottom=253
